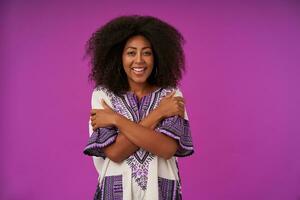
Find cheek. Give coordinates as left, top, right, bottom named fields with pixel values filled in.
left=148, top=56, right=154, bottom=64
left=122, top=64, right=130, bottom=75
left=148, top=58, right=154, bottom=69
left=122, top=57, right=130, bottom=70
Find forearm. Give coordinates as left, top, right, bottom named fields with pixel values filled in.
left=103, top=108, right=164, bottom=162
left=113, top=114, right=178, bottom=160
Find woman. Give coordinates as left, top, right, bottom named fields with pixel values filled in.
left=84, top=15, right=194, bottom=200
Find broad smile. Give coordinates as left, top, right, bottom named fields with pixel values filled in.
left=131, top=67, right=147, bottom=75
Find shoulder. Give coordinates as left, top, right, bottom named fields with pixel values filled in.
left=90, top=85, right=116, bottom=108
left=93, top=85, right=109, bottom=94
left=92, top=85, right=115, bottom=99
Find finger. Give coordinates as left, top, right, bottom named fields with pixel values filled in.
left=178, top=108, right=185, bottom=118
left=101, top=99, right=110, bottom=109
left=177, top=103, right=184, bottom=110
left=180, top=105, right=185, bottom=111
left=92, top=122, right=99, bottom=130
left=175, top=109, right=184, bottom=118
left=174, top=98, right=185, bottom=105
left=93, top=124, right=98, bottom=130
left=177, top=111, right=183, bottom=118
left=174, top=96, right=184, bottom=101
left=177, top=108, right=184, bottom=116
left=176, top=98, right=185, bottom=105
left=166, top=91, right=176, bottom=98
left=180, top=112, right=185, bottom=118
left=91, top=109, right=97, bottom=115
left=178, top=104, right=184, bottom=110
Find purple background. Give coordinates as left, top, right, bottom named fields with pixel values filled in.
left=1, top=1, right=300, bottom=199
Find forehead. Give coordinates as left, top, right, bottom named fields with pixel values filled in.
left=124, top=35, right=152, bottom=48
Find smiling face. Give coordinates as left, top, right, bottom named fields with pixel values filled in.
left=122, top=35, right=154, bottom=88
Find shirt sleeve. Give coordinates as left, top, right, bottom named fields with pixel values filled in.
left=155, top=88, right=194, bottom=157
left=83, top=87, right=118, bottom=158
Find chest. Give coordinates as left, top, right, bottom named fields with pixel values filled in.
left=110, top=92, right=164, bottom=122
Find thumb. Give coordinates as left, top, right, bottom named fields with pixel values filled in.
left=101, top=99, right=110, bottom=109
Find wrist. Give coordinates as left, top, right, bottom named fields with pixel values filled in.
left=112, top=113, right=122, bottom=127
left=153, top=107, right=165, bottom=121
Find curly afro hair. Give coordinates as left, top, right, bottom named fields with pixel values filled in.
left=85, top=15, right=186, bottom=96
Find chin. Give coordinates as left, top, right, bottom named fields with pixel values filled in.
left=132, top=78, right=148, bottom=84
left=129, top=76, right=149, bottom=84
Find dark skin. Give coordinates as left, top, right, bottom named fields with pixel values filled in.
left=90, top=91, right=185, bottom=162
left=90, top=35, right=186, bottom=162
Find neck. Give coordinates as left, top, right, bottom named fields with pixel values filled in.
left=129, top=83, right=149, bottom=94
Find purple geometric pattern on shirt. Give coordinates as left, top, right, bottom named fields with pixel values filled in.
left=83, top=86, right=120, bottom=158
left=83, top=127, right=118, bottom=158
left=96, top=87, right=163, bottom=190
left=119, top=88, right=162, bottom=190
left=84, top=86, right=194, bottom=192
left=94, top=175, right=123, bottom=200
left=126, top=150, right=154, bottom=190
left=158, top=177, right=182, bottom=200
left=156, top=116, right=194, bottom=157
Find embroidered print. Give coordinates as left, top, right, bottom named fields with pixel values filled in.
left=94, top=175, right=123, bottom=200
left=84, top=86, right=194, bottom=199
left=95, top=87, right=164, bottom=190
left=83, top=127, right=117, bottom=158
left=158, top=177, right=182, bottom=200
left=156, top=116, right=194, bottom=157
left=126, top=149, right=155, bottom=190
left=119, top=89, right=161, bottom=190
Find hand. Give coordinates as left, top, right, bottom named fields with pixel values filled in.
left=156, top=91, right=185, bottom=118
left=90, top=100, right=118, bottom=131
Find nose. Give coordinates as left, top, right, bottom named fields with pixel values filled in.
left=135, top=52, right=145, bottom=64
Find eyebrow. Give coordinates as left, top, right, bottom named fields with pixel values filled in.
left=125, top=47, right=152, bottom=50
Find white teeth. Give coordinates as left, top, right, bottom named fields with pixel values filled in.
left=132, top=68, right=146, bottom=72
left=133, top=68, right=144, bottom=72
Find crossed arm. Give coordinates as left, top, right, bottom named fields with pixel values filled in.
left=90, top=91, right=185, bottom=163
left=102, top=108, right=167, bottom=162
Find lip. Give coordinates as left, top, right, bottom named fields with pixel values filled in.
left=131, top=67, right=146, bottom=75
left=131, top=67, right=147, bottom=71
left=131, top=66, right=146, bottom=69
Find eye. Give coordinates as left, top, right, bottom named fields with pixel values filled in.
left=143, top=51, right=152, bottom=56
left=127, top=51, right=136, bottom=56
